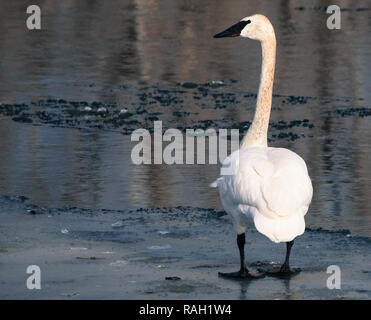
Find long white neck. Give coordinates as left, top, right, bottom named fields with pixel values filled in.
left=240, top=35, right=276, bottom=149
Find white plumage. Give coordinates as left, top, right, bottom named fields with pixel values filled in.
left=212, top=147, right=313, bottom=243
left=213, top=14, right=313, bottom=277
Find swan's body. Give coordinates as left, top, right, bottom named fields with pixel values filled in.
left=213, top=14, right=313, bottom=278
left=214, top=146, right=312, bottom=243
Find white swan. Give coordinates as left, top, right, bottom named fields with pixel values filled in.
left=212, top=14, right=313, bottom=278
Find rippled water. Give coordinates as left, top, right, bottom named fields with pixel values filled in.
left=0, top=0, right=370, bottom=236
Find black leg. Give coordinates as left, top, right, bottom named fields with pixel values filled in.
left=219, top=233, right=263, bottom=279
left=237, top=233, right=247, bottom=273
left=280, top=240, right=294, bottom=272
left=263, top=240, right=301, bottom=278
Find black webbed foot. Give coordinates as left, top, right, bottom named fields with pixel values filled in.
left=257, top=241, right=300, bottom=279
left=258, top=264, right=301, bottom=279
left=219, top=268, right=264, bottom=279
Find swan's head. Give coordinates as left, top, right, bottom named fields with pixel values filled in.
left=214, top=14, right=274, bottom=41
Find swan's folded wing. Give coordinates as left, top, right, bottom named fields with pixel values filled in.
left=221, top=149, right=276, bottom=217
left=217, top=147, right=312, bottom=220
left=259, top=148, right=313, bottom=218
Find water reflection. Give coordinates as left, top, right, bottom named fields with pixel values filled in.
left=1, top=0, right=370, bottom=100
left=0, top=1, right=369, bottom=236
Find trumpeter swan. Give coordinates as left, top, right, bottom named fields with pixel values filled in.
left=212, top=14, right=313, bottom=278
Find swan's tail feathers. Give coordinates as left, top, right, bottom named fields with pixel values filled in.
left=210, top=178, right=222, bottom=188
left=253, top=210, right=306, bottom=243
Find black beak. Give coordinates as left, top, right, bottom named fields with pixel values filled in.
left=213, top=20, right=250, bottom=38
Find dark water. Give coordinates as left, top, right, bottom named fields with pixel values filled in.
left=0, top=1, right=370, bottom=236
